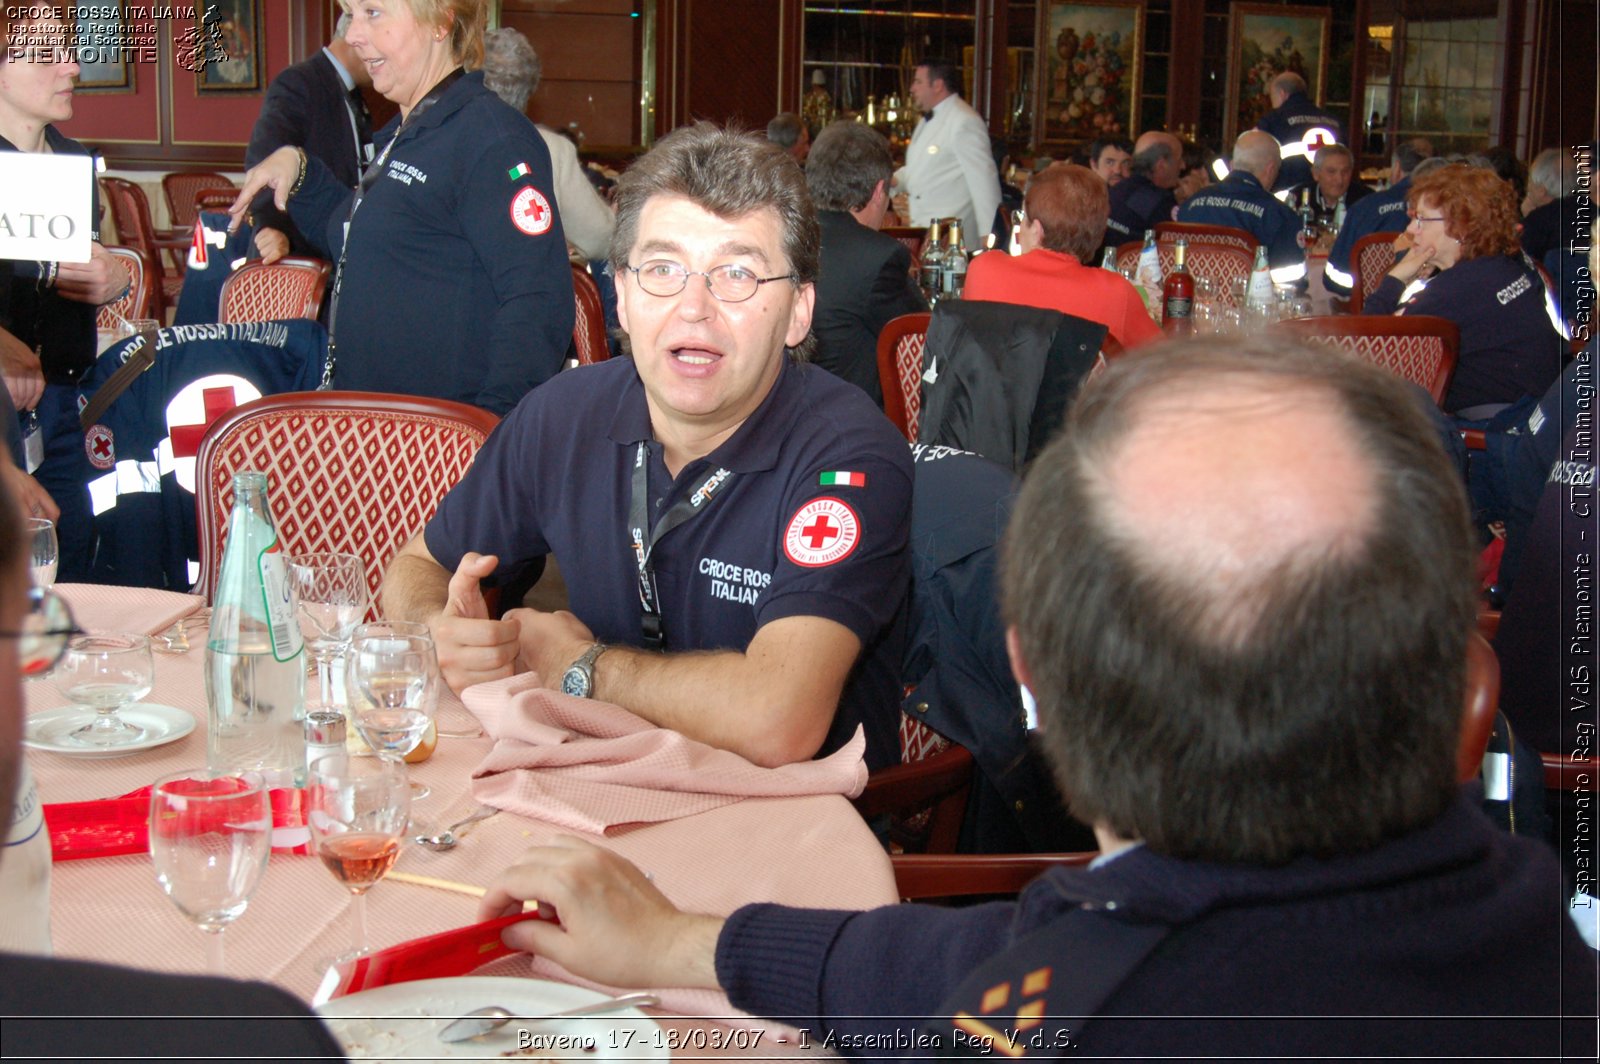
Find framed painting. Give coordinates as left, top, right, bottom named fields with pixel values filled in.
left=1034, top=0, right=1143, bottom=151
left=74, top=3, right=133, bottom=93
left=1225, top=3, right=1330, bottom=141
left=194, top=0, right=262, bottom=93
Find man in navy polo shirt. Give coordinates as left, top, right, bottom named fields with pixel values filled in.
left=1323, top=138, right=1433, bottom=298
left=1179, top=131, right=1306, bottom=287
left=1101, top=130, right=1182, bottom=255
left=383, top=124, right=911, bottom=772
left=1257, top=71, right=1343, bottom=193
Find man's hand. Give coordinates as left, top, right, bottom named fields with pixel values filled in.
left=230, top=146, right=302, bottom=232
left=253, top=227, right=290, bottom=265
left=54, top=243, right=130, bottom=306
left=429, top=552, right=521, bottom=692
left=0, top=326, right=44, bottom=412
left=480, top=837, right=724, bottom=991
left=502, top=607, right=595, bottom=687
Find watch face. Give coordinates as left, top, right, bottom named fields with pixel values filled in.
left=561, top=665, right=589, bottom=698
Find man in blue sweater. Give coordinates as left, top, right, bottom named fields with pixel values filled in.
left=481, top=337, right=1595, bottom=1059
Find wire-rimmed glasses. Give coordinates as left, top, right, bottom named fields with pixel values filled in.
left=0, top=587, right=82, bottom=677
left=621, top=259, right=797, bottom=302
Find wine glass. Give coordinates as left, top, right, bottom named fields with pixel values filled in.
left=149, top=771, right=271, bottom=975
left=345, top=629, right=440, bottom=798
left=305, top=753, right=410, bottom=960
left=55, top=633, right=155, bottom=747
left=286, top=553, right=370, bottom=709
left=26, top=518, right=57, bottom=589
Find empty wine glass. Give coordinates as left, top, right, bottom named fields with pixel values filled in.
left=26, top=518, right=57, bottom=589
left=149, top=771, right=271, bottom=974
left=55, top=633, right=154, bottom=747
left=345, top=629, right=440, bottom=798
left=305, top=754, right=410, bottom=960
left=287, top=553, right=369, bottom=710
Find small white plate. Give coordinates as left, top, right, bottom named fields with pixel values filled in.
left=23, top=703, right=196, bottom=758
left=317, top=976, right=666, bottom=1061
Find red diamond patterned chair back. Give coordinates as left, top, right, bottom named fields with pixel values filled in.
left=1349, top=232, right=1400, bottom=313
left=192, top=391, right=500, bottom=610
left=882, top=226, right=927, bottom=275
left=1275, top=314, right=1460, bottom=407
left=876, top=312, right=931, bottom=443
left=218, top=257, right=332, bottom=324
left=162, top=171, right=235, bottom=230
left=95, top=245, right=156, bottom=329
left=570, top=263, right=609, bottom=364
left=1118, top=223, right=1260, bottom=308
left=100, top=176, right=188, bottom=314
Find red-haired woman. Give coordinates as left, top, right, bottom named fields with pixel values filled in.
left=1365, top=164, right=1564, bottom=418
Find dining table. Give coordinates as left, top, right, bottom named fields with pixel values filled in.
left=23, top=584, right=901, bottom=1058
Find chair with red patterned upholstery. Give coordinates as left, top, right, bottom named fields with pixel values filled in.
left=94, top=245, right=156, bottom=329
left=162, top=171, right=235, bottom=232
left=876, top=311, right=932, bottom=442
left=100, top=176, right=190, bottom=315
left=852, top=714, right=974, bottom=855
left=1348, top=232, right=1400, bottom=313
left=218, top=257, right=332, bottom=324
left=570, top=263, right=609, bottom=364
left=882, top=225, right=927, bottom=274
left=192, top=391, right=500, bottom=609
left=193, top=187, right=241, bottom=217
left=1275, top=314, right=1459, bottom=407
left=1116, top=222, right=1260, bottom=308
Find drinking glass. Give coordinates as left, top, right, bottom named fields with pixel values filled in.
left=55, top=633, right=154, bottom=746
left=1193, top=275, right=1217, bottom=308
left=345, top=629, right=440, bottom=798
left=287, top=553, right=369, bottom=709
left=26, top=518, right=57, bottom=589
left=149, top=771, right=271, bottom=975
left=305, top=754, right=410, bottom=959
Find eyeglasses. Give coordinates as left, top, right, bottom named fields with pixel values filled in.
left=622, top=260, right=797, bottom=303
left=0, top=587, right=84, bottom=677
left=1409, top=215, right=1447, bottom=224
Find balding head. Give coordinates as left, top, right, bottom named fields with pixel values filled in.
left=1232, top=130, right=1282, bottom=186
left=1002, top=336, right=1476, bottom=865
left=1269, top=71, right=1307, bottom=108
left=1130, top=131, right=1183, bottom=189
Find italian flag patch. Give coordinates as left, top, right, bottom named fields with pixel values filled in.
left=818, top=470, right=866, bottom=487
left=507, top=161, right=531, bottom=180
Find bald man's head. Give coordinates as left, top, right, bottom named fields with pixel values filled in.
left=1002, top=336, right=1476, bottom=865
left=1232, top=130, right=1282, bottom=186
left=1130, top=131, right=1184, bottom=189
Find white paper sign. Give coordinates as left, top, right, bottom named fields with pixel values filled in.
left=0, top=152, right=93, bottom=264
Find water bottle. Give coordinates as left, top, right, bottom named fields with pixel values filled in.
left=1100, top=247, right=1119, bottom=273
left=0, top=758, right=53, bottom=955
left=1246, top=245, right=1275, bottom=310
left=205, top=471, right=307, bottom=788
left=1136, top=229, right=1163, bottom=291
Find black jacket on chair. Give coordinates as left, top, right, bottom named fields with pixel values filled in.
left=812, top=210, right=927, bottom=407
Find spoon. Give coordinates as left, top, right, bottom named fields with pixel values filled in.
left=439, top=992, right=659, bottom=1043
left=412, top=806, right=499, bottom=851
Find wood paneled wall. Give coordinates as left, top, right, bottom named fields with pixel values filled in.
left=501, top=0, right=641, bottom=147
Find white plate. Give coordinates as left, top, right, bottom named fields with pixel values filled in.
left=23, top=703, right=195, bottom=758
left=317, top=976, right=666, bottom=1062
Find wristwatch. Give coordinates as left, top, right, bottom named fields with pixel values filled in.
left=561, top=642, right=608, bottom=699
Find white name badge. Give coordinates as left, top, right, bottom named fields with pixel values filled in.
left=0, top=152, right=93, bottom=264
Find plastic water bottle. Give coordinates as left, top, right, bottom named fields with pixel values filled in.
left=1136, top=229, right=1163, bottom=291
left=0, top=758, right=53, bottom=955
left=1246, top=245, right=1275, bottom=311
left=205, top=471, right=306, bottom=788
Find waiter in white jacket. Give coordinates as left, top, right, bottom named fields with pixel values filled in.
left=893, top=59, right=1001, bottom=254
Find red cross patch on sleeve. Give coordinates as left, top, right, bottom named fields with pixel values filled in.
left=783, top=497, right=860, bottom=568
left=510, top=185, right=553, bottom=236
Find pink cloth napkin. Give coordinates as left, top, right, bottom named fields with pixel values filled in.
left=462, top=674, right=868, bottom=833
left=56, top=583, right=204, bottom=637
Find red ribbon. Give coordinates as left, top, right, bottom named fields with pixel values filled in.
left=313, top=910, right=553, bottom=1002
left=43, top=785, right=311, bottom=861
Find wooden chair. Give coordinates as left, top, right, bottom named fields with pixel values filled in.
left=94, top=245, right=156, bottom=329
left=100, top=176, right=189, bottom=314
left=194, top=187, right=241, bottom=217
left=570, top=263, right=609, bottom=364
left=1348, top=232, right=1400, bottom=313
left=852, top=715, right=975, bottom=855
left=193, top=391, right=500, bottom=609
left=218, top=257, right=332, bottom=324
left=882, top=225, right=927, bottom=272
left=1117, top=222, right=1260, bottom=308
left=1275, top=314, right=1460, bottom=407
left=162, top=171, right=234, bottom=232
left=876, top=311, right=931, bottom=442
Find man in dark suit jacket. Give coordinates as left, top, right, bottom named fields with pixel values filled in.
left=804, top=121, right=927, bottom=406
left=244, top=14, right=373, bottom=262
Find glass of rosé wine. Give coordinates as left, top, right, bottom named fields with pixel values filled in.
left=305, top=753, right=410, bottom=960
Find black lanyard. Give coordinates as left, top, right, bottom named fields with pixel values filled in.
left=321, top=68, right=464, bottom=388
left=627, top=442, right=734, bottom=649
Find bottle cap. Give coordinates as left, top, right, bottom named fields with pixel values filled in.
left=305, top=711, right=347, bottom=745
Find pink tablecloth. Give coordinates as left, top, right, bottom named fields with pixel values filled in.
left=26, top=585, right=897, bottom=1026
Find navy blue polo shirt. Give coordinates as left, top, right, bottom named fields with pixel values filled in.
left=426, top=356, right=912, bottom=770
left=1102, top=173, right=1177, bottom=254
left=1177, top=170, right=1306, bottom=284
left=1324, top=176, right=1414, bottom=295
left=1257, top=92, right=1344, bottom=192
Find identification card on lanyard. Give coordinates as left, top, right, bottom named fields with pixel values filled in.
left=628, top=442, right=734, bottom=649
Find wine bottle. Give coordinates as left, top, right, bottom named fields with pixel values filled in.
left=1162, top=238, right=1194, bottom=335
left=919, top=218, right=944, bottom=304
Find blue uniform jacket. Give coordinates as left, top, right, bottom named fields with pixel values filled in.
left=289, top=71, right=573, bottom=415
left=1324, top=175, right=1413, bottom=295
left=1257, top=91, right=1344, bottom=192
left=1102, top=174, right=1176, bottom=255
left=426, top=357, right=913, bottom=771
left=1177, top=170, right=1306, bottom=284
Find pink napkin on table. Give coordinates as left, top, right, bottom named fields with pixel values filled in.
left=461, top=673, right=868, bottom=834
left=56, top=583, right=204, bottom=637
